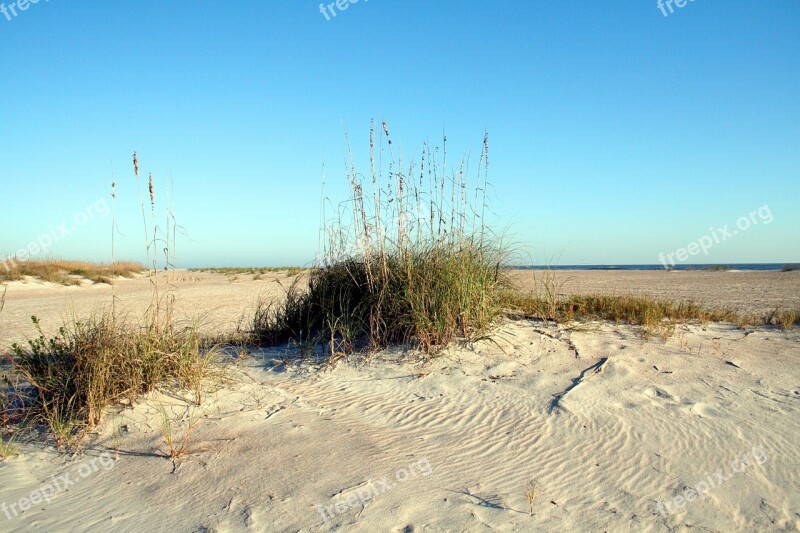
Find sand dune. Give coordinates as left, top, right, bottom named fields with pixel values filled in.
left=1, top=316, right=798, bottom=531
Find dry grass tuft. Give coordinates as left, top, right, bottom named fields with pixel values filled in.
left=524, top=479, right=543, bottom=516
left=0, top=260, right=144, bottom=285
left=766, top=308, right=798, bottom=330
left=157, top=403, right=203, bottom=466
left=505, top=287, right=799, bottom=335
left=0, top=436, right=18, bottom=460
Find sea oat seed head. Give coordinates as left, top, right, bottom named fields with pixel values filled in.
left=382, top=121, right=392, bottom=144
left=148, top=174, right=155, bottom=206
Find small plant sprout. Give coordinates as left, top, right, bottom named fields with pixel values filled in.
left=525, top=479, right=543, bottom=516
left=0, top=435, right=19, bottom=460
left=157, top=403, right=204, bottom=470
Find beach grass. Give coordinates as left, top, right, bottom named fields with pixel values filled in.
left=191, top=267, right=307, bottom=277
left=0, top=260, right=144, bottom=285
left=2, top=142, right=797, bottom=455
left=253, top=122, right=507, bottom=354
left=254, top=240, right=507, bottom=354
left=7, top=313, right=215, bottom=448
left=157, top=403, right=203, bottom=464
left=505, top=291, right=799, bottom=332
left=1, top=154, right=217, bottom=449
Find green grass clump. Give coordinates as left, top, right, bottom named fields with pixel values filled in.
left=254, top=122, right=506, bottom=355
left=255, top=241, right=506, bottom=354
left=7, top=313, right=214, bottom=448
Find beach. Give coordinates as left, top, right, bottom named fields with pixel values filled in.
left=1, top=270, right=798, bottom=531
left=4, top=2, right=799, bottom=531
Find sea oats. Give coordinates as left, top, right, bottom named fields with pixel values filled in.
left=382, top=120, right=391, bottom=145
left=149, top=174, right=155, bottom=207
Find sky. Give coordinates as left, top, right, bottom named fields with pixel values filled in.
left=1, top=0, right=798, bottom=268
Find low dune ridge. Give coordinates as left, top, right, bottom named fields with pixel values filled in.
left=0, top=318, right=797, bottom=530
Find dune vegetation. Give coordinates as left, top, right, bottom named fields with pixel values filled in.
left=2, top=128, right=797, bottom=455
left=0, top=259, right=144, bottom=285
left=1, top=153, right=216, bottom=451
left=253, top=122, right=508, bottom=356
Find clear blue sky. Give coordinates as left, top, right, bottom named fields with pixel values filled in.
left=1, top=1, right=798, bottom=267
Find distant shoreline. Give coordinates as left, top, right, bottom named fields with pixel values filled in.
left=512, top=263, right=797, bottom=272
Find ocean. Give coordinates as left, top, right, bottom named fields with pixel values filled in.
left=514, top=264, right=795, bottom=271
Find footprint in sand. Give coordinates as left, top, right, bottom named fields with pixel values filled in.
left=690, top=402, right=722, bottom=418
left=642, top=386, right=677, bottom=404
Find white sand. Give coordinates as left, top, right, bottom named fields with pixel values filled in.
left=1, top=272, right=799, bottom=531
left=2, top=319, right=799, bottom=531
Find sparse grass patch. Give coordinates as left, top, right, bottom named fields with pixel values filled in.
left=0, top=435, right=18, bottom=460
left=157, top=403, right=203, bottom=466
left=504, top=292, right=799, bottom=333
left=0, top=260, right=144, bottom=285
left=191, top=267, right=307, bottom=277
left=506, top=292, right=731, bottom=325
left=766, top=308, right=799, bottom=329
